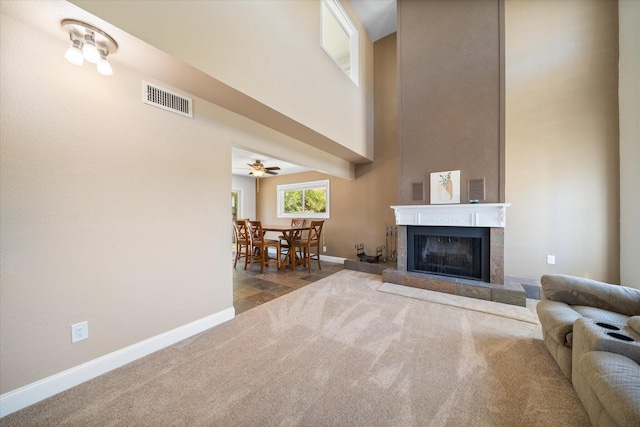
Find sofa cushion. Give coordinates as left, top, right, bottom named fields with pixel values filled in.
left=628, top=316, right=640, bottom=335
left=541, top=275, right=640, bottom=316
left=579, top=351, right=640, bottom=426
left=572, top=306, right=630, bottom=326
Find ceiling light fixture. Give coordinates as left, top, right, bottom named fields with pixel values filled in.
left=82, top=32, right=100, bottom=64
left=64, top=37, right=84, bottom=66
left=97, top=49, right=113, bottom=76
left=61, top=19, right=118, bottom=76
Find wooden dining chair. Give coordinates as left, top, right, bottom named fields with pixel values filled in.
left=291, top=220, right=324, bottom=273
left=279, top=218, right=305, bottom=261
left=248, top=220, right=281, bottom=273
left=232, top=219, right=251, bottom=270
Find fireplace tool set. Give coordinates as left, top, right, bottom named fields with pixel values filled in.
left=354, top=224, right=398, bottom=263
left=355, top=244, right=384, bottom=263
left=385, top=223, right=397, bottom=262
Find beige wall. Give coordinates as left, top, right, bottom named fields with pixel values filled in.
left=504, top=0, right=620, bottom=283
left=0, top=12, right=236, bottom=394
left=397, top=0, right=503, bottom=205
left=71, top=0, right=374, bottom=163
left=619, top=0, right=640, bottom=287
left=256, top=34, right=398, bottom=259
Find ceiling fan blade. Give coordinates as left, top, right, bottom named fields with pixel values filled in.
left=266, top=170, right=278, bottom=175
left=265, top=166, right=280, bottom=170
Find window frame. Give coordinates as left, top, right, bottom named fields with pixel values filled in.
left=320, top=0, right=359, bottom=86
left=277, top=179, right=330, bottom=219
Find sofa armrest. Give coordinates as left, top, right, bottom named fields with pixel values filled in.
left=573, top=318, right=640, bottom=366
left=628, top=316, right=640, bottom=335
left=541, top=274, right=640, bottom=316
left=537, top=299, right=583, bottom=347
left=578, top=351, right=640, bottom=427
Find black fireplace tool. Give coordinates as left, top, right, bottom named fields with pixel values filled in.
left=355, top=244, right=384, bottom=263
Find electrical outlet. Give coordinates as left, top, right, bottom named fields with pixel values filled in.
left=547, top=255, right=556, bottom=265
left=323, top=246, right=327, bottom=253
left=71, top=321, right=88, bottom=343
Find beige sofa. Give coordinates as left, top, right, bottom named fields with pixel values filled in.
left=537, top=274, right=640, bottom=426
left=572, top=316, right=640, bottom=426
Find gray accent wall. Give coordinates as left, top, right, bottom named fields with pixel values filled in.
left=397, top=0, right=503, bottom=205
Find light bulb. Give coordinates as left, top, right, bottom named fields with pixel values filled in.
left=97, top=50, right=113, bottom=76
left=82, top=33, right=100, bottom=64
left=64, top=39, right=84, bottom=66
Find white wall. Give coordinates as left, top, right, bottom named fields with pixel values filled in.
left=232, top=175, right=256, bottom=221
left=71, top=0, right=374, bottom=162
left=619, top=0, right=640, bottom=288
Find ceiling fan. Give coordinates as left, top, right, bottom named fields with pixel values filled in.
left=247, top=160, right=280, bottom=178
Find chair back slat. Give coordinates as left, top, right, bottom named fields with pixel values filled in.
left=308, top=221, right=324, bottom=243
left=247, top=220, right=264, bottom=244
left=233, top=219, right=250, bottom=241
left=291, top=218, right=305, bottom=227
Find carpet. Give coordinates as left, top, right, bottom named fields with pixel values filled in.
left=1, top=270, right=589, bottom=426
left=377, top=282, right=539, bottom=324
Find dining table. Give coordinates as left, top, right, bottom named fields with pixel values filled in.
left=261, top=224, right=310, bottom=269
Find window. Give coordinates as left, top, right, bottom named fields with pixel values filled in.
left=320, top=0, right=359, bottom=85
left=231, top=190, right=241, bottom=220
left=277, top=180, right=330, bottom=219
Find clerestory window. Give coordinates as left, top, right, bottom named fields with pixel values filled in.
left=320, top=0, right=359, bottom=85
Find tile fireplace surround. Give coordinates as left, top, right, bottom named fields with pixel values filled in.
left=381, top=203, right=527, bottom=306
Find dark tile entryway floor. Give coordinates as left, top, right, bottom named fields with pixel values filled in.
left=233, top=261, right=344, bottom=315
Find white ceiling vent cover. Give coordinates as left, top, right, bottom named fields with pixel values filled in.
left=142, top=81, right=193, bottom=118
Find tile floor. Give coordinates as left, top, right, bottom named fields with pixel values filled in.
left=233, top=259, right=344, bottom=315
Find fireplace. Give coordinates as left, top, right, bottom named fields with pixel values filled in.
left=408, top=226, right=489, bottom=282
left=383, top=204, right=524, bottom=306
left=391, top=203, right=510, bottom=285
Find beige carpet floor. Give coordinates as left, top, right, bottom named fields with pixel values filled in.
left=1, top=270, right=590, bottom=426
left=377, top=282, right=539, bottom=324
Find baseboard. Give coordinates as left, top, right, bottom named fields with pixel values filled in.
left=264, top=248, right=346, bottom=265
left=320, top=254, right=347, bottom=264
left=0, top=307, right=235, bottom=418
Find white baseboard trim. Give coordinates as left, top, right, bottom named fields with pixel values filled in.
left=320, top=254, right=347, bottom=264
left=0, top=307, right=235, bottom=418
left=265, top=248, right=346, bottom=265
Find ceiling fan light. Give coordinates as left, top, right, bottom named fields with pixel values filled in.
left=252, top=169, right=266, bottom=178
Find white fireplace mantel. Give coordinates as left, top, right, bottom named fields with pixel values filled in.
left=391, top=203, right=511, bottom=228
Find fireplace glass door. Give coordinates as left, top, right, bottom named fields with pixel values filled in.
left=408, top=226, right=489, bottom=282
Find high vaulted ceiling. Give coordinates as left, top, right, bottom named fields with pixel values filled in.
left=350, top=0, right=397, bottom=42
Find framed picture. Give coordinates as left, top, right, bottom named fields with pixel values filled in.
left=430, top=170, right=460, bottom=204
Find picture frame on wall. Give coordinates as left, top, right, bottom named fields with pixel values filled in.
left=430, top=170, right=461, bottom=204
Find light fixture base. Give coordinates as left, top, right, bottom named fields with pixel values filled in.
left=61, top=19, right=118, bottom=54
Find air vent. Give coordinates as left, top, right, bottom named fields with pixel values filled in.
left=142, top=81, right=193, bottom=118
